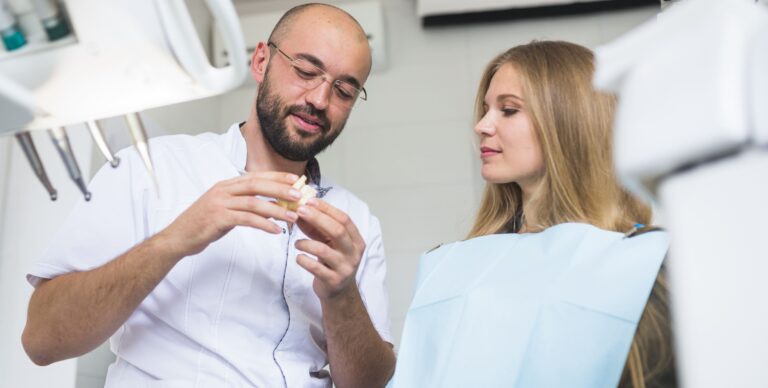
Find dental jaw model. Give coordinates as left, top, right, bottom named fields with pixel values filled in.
left=278, top=175, right=317, bottom=211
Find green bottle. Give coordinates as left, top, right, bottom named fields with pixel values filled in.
left=32, top=0, right=70, bottom=41
left=0, top=0, right=26, bottom=51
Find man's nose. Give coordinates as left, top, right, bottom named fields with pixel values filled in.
left=305, top=78, right=332, bottom=111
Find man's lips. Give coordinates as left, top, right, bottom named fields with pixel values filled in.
left=480, top=146, right=501, bottom=158
left=291, top=113, right=326, bottom=134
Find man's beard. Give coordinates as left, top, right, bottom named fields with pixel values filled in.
left=256, top=73, right=345, bottom=161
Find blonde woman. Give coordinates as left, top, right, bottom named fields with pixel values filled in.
left=389, top=41, right=676, bottom=388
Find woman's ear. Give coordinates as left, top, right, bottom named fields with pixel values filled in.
left=250, top=41, right=270, bottom=83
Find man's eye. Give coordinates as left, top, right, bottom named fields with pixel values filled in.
left=294, top=67, right=318, bottom=79
left=335, top=85, right=355, bottom=100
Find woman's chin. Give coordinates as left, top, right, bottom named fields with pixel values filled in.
left=481, top=171, right=513, bottom=185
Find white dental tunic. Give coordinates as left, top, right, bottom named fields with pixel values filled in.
left=27, top=123, right=392, bottom=388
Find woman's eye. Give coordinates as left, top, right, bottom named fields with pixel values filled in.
left=502, top=108, right=519, bottom=116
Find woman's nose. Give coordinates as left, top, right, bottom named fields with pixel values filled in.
left=474, top=114, right=495, bottom=136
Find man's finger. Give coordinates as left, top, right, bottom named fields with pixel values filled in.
left=296, top=253, right=335, bottom=282
left=295, top=218, right=323, bottom=241
left=304, top=198, right=364, bottom=248
left=296, top=204, right=352, bottom=248
left=228, top=197, right=298, bottom=223
left=230, top=210, right=282, bottom=234
left=295, top=239, right=344, bottom=269
left=227, top=177, right=302, bottom=202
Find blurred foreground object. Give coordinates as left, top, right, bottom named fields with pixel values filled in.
left=594, top=0, right=768, bottom=386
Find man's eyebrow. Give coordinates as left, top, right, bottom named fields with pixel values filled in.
left=296, top=53, right=326, bottom=71
left=296, top=52, right=363, bottom=89
left=338, top=75, right=362, bottom=89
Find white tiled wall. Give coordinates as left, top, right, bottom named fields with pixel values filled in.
left=49, top=1, right=657, bottom=386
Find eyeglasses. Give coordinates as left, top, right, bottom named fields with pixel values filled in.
left=268, top=41, right=368, bottom=107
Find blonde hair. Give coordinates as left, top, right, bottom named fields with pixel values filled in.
left=619, top=265, right=678, bottom=388
left=468, top=41, right=650, bottom=237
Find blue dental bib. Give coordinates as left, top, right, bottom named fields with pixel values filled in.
left=390, top=223, right=669, bottom=388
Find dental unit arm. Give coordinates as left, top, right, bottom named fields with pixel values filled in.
left=0, top=0, right=247, bottom=200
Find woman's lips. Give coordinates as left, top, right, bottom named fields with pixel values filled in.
left=480, top=146, right=501, bottom=158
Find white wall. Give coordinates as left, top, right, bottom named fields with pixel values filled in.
left=0, top=1, right=658, bottom=387
left=0, top=126, right=92, bottom=388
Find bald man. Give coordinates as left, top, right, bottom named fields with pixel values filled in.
left=22, top=4, right=395, bottom=387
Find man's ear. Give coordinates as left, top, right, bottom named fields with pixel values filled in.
left=250, top=41, right=270, bottom=83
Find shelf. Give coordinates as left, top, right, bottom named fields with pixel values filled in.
left=0, top=34, right=77, bottom=62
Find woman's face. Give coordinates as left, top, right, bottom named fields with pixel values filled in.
left=475, top=64, right=544, bottom=191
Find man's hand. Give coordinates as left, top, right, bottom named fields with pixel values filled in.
left=294, top=198, right=366, bottom=300
left=294, top=199, right=395, bottom=387
left=162, top=171, right=302, bottom=257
